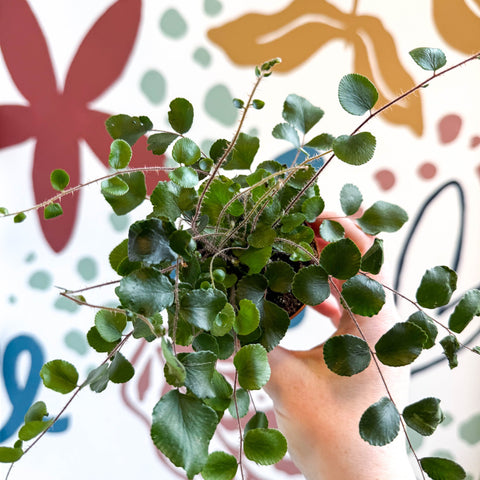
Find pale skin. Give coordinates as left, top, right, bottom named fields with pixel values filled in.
left=264, top=214, right=417, bottom=480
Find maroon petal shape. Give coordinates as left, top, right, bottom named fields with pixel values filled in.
left=0, top=105, right=35, bottom=148
left=0, top=0, right=57, bottom=102
left=64, top=0, right=142, bottom=103
left=33, top=134, right=80, bottom=252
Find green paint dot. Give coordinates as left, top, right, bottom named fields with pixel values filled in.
left=109, top=213, right=130, bottom=232
left=406, top=427, right=424, bottom=451
left=25, top=252, right=36, bottom=263
left=8, top=295, right=17, bottom=304
left=193, top=47, right=211, bottom=67
left=204, top=0, right=222, bottom=16
left=204, top=84, right=238, bottom=126
left=140, top=70, right=166, bottom=105
left=54, top=296, right=79, bottom=313
left=249, top=127, right=259, bottom=137
left=65, top=329, right=88, bottom=355
left=441, top=411, right=454, bottom=427
left=431, top=449, right=455, bottom=461
left=77, top=257, right=98, bottom=281
left=160, top=9, right=187, bottom=39
left=28, top=270, right=52, bottom=290
left=459, top=413, right=480, bottom=445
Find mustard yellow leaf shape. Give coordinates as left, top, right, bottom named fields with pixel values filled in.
left=347, top=15, right=423, bottom=136
left=433, top=0, right=480, bottom=54
left=207, top=0, right=350, bottom=72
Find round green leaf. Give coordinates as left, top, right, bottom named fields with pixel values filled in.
left=440, top=335, right=460, bottom=369
left=18, top=419, right=54, bottom=441
left=95, top=309, right=127, bottom=342
left=361, top=238, right=384, bottom=275
left=272, top=122, right=300, bottom=148
left=40, top=360, right=79, bottom=394
left=338, top=73, right=378, bottom=116
left=323, top=334, right=371, bottom=376
left=281, top=213, right=306, bottom=233
left=44, top=203, right=63, bottom=219
left=128, top=218, right=177, bottom=265
left=320, top=238, right=361, bottom=280
left=169, top=166, right=199, bottom=188
left=211, top=303, right=235, bottom=337
left=24, top=401, right=48, bottom=423
left=375, top=322, right=427, bottom=367
left=403, top=397, right=444, bottom=436
left=359, top=397, right=400, bottom=446
left=223, top=133, right=259, bottom=170
left=252, top=99, right=265, bottom=110
left=319, top=219, right=345, bottom=242
left=162, top=338, right=186, bottom=388
left=50, top=169, right=70, bottom=191
left=181, top=351, right=217, bottom=399
left=169, top=229, right=196, bottom=259
left=238, top=246, right=272, bottom=274
left=333, top=132, right=376, bottom=166
left=305, top=132, right=334, bottom=152
left=87, top=326, right=119, bottom=353
left=168, top=97, right=194, bottom=134
left=234, top=299, right=260, bottom=335
left=102, top=171, right=146, bottom=215
left=448, top=289, right=480, bottom=333
left=172, top=137, right=201, bottom=165
left=105, top=114, right=152, bottom=146
left=357, top=201, right=408, bottom=235
left=85, top=364, right=110, bottom=393
left=341, top=275, right=385, bottom=317
left=108, top=352, right=135, bottom=384
left=407, top=311, right=438, bottom=349
left=147, top=132, right=178, bottom=155
left=292, top=265, right=330, bottom=306
left=265, top=261, right=294, bottom=293
left=282, top=93, right=324, bottom=134
left=101, top=176, right=130, bottom=196
left=0, top=447, right=23, bottom=463
left=409, top=48, right=447, bottom=71
left=247, top=225, right=277, bottom=248
left=301, top=196, right=325, bottom=222
left=228, top=388, right=250, bottom=419
left=151, top=390, right=218, bottom=478
left=420, top=457, right=466, bottom=480
left=116, top=268, right=174, bottom=316
left=13, top=212, right=26, bottom=223
left=340, top=183, right=362, bottom=215
left=244, top=429, right=287, bottom=465
left=257, top=300, right=290, bottom=352
left=180, top=288, right=228, bottom=331
left=234, top=344, right=270, bottom=390
left=416, top=266, right=457, bottom=309
left=108, top=139, right=132, bottom=169
left=201, top=451, right=238, bottom=480
left=245, top=411, right=269, bottom=434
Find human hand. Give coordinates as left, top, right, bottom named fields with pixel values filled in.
left=264, top=214, right=416, bottom=480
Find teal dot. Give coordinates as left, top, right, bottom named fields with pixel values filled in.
left=441, top=411, right=454, bottom=427
left=201, top=139, right=215, bottom=154
left=459, top=413, right=480, bottom=445
left=406, top=427, right=424, bottom=451
left=204, top=84, right=238, bottom=126
left=160, top=9, right=187, bottom=39
left=8, top=295, right=17, bottom=304
left=431, top=449, right=455, bottom=461
left=140, top=70, right=166, bottom=105
left=28, top=270, right=52, bottom=290
left=54, top=296, right=79, bottom=313
left=204, top=0, right=222, bottom=16
left=77, top=257, right=98, bottom=281
left=193, top=47, right=211, bottom=67
left=25, top=252, right=36, bottom=263
left=109, top=213, right=130, bottom=232
left=249, top=127, right=259, bottom=137
left=65, top=329, right=88, bottom=355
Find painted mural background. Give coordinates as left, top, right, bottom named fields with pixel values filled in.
left=0, top=1, right=479, bottom=478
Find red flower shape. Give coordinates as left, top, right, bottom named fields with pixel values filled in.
left=0, top=0, right=166, bottom=251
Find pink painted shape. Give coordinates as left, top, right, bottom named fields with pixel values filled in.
left=438, top=114, right=462, bottom=144
left=374, top=169, right=396, bottom=190
left=418, top=162, right=437, bottom=180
